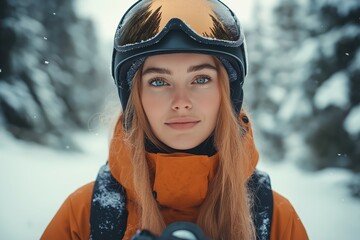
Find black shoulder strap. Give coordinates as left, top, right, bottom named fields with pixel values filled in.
left=90, top=165, right=273, bottom=240
left=90, top=163, right=128, bottom=240
left=248, top=170, right=274, bottom=240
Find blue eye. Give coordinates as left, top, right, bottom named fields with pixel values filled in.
left=150, top=79, right=168, bottom=87
left=194, top=76, right=210, bottom=84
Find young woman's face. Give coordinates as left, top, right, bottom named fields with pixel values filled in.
left=141, top=53, right=221, bottom=150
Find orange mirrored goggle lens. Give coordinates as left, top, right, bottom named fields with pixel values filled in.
left=115, top=0, right=242, bottom=47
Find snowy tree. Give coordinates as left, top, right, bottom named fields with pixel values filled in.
left=0, top=0, right=107, bottom=149
left=244, top=0, right=311, bottom=163
left=245, top=0, right=360, bottom=172
left=303, top=0, right=360, bottom=171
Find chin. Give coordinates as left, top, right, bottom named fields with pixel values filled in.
left=167, top=140, right=201, bottom=150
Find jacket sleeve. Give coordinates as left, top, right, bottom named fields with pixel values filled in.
left=40, top=182, right=94, bottom=240
left=270, top=191, right=309, bottom=240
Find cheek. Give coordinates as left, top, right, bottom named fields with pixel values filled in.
left=141, top=91, right=167, bottom=123
left=195, top=89, right=221, bottom=115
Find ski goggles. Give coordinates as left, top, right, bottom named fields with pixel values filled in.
left=114, top=0, right=245, bottom=50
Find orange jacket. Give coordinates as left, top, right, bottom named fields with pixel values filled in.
left=41, top=112, right=308, bottom=240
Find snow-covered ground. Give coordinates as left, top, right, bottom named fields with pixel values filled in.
left=0, top=131, right=106, bottom=240
left=1, top=130, right=360, bottom=240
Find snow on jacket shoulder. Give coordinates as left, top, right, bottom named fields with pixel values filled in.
left=40, top=181, right=308, bottom=240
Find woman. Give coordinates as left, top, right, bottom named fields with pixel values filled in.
left=41, top=0, right=308, bottom=239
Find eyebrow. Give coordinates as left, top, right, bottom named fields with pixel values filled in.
left=142, top=63, right=218, bottom=76
left=142, top=67, right=171, bottom=76
left=187, top=63, right=218, bottom=73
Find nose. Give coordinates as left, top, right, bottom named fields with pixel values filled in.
left=171, top=88, right=192, bottom=111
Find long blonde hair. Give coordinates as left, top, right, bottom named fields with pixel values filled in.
left=123, top=57, right=256, bottom=239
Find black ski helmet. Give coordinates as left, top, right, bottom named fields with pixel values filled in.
left=111, top=0, right=248, bottom=114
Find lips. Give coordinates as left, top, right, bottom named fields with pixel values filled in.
left=165, top=117, right=200, bottom=130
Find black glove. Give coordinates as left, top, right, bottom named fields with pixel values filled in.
left=131, top=222, right=210, bottom=240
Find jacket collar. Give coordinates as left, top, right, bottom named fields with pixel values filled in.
left=144, top=135, right=217, bottom=156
